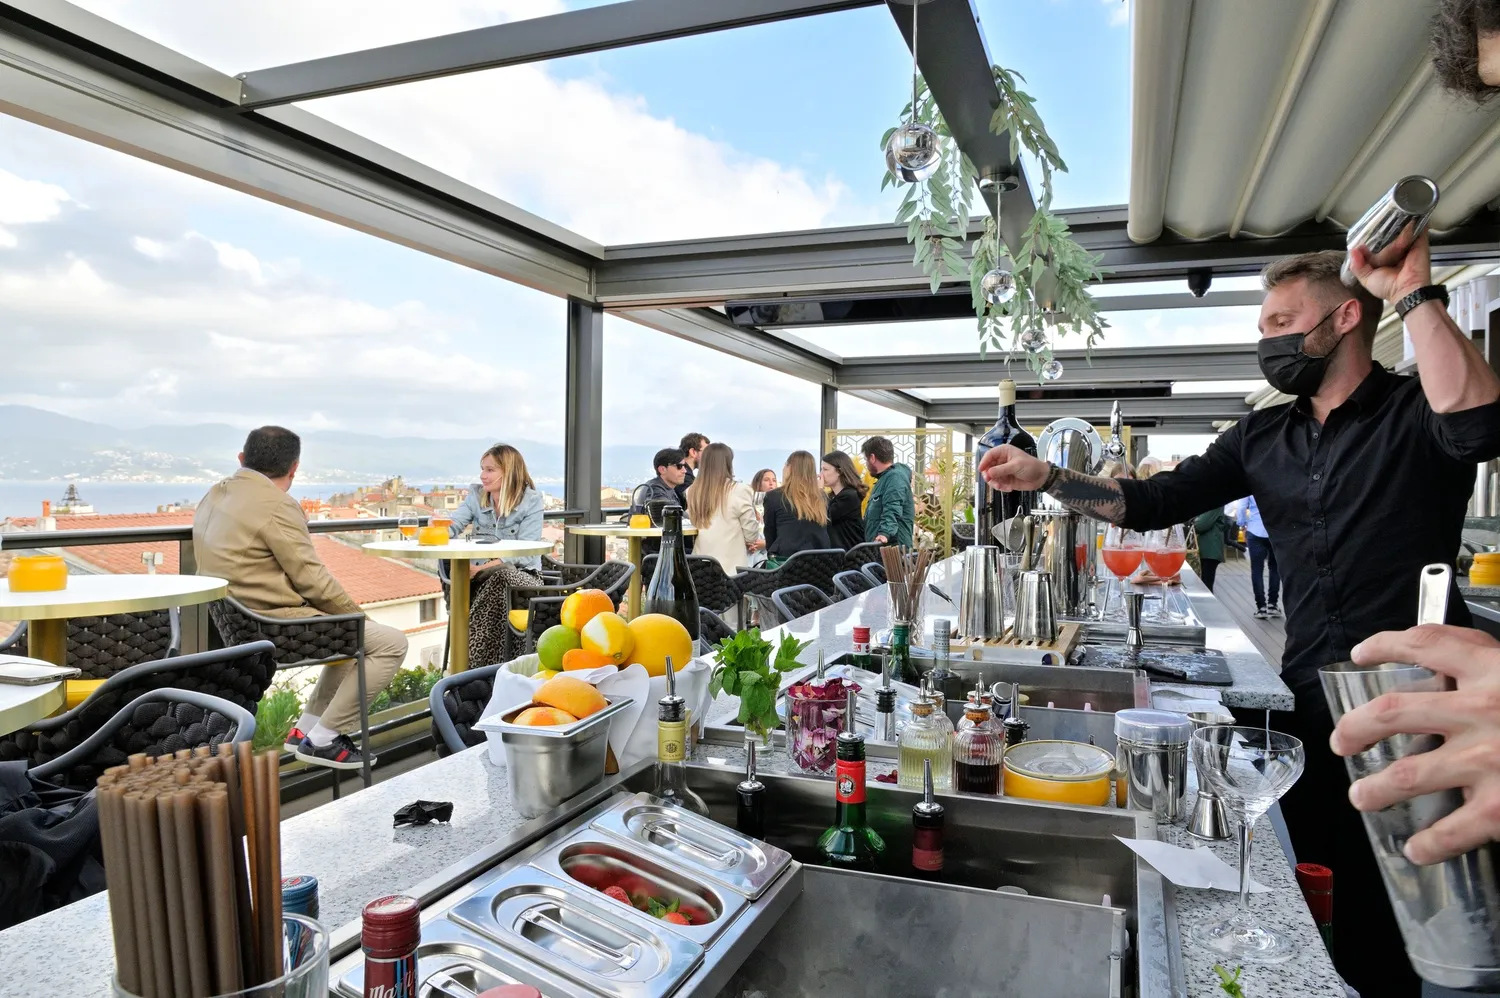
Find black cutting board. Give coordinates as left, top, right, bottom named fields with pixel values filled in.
left=1077, top=645, right=1235, bottom=685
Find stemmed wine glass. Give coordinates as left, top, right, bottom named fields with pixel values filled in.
left=1191, top=725, right=1306, bottom=963
left=397, top=513, right=419, bottom=541
left=1099, top=524, right=1145, bottom=620
left=1144, top=524, right=1188, bottom=623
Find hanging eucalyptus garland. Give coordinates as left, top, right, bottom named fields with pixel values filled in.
left=881, top=67, right=1109, bottom=378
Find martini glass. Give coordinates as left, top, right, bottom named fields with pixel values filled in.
left=1190, top=726, right=1306, bottom=963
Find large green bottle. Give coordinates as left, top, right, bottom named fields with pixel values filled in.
left=817, top=689, right=886, bottom=871
left=888, top=621, right=919, bottom=686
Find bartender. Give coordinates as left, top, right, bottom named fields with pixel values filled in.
left=980, top=238, right=1500, bottom=995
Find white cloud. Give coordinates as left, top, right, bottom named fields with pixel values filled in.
left=0, top=228, right=15, bottom=249
left=1103, top=0, right=1130, bottom=27
left=0, top=168, right=70, bottom=226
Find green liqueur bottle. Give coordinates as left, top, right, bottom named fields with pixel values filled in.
left=818, top=689, right=886, bottom=871
left=888, top=621, right=919, bottom=686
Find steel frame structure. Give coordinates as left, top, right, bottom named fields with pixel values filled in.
left=5, top=0, right=1493, bottom=505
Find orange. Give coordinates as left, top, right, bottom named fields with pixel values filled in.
left=579, top=611, right=634, bottom=665
left=560, top=589, right=615, bottom=632
left=625, top=614, right=694, bottom=678
left=534, top=675, right=608, bottom=719
left=562, top=648, right=615, bottom=672
left=513, top=706, right=578, bottom=726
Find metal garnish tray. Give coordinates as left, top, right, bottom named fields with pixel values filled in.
left=450, top=864, right=704, bottom=998
left=475, top=694, right=635, bottom=737
left=335, top=918, right=552, bottom=998
left=591, top=793, right=793, bottom=900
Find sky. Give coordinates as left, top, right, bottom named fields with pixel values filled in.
left=0, top=0, right=1255, bottom=460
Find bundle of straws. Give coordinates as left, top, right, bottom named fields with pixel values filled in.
left=880, top=544, right=933, bottom=623
left=97, top=743, right=283, bottom=998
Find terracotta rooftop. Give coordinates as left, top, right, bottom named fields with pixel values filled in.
left=6, top=510, right=439, bottom=607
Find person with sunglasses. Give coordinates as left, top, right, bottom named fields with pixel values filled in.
left=979, top=240, right=1500, bottom=996
left=640, top=448, right=689, bottom=509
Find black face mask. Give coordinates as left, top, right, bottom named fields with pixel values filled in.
left=1256, top=301, right=1351, bottom=397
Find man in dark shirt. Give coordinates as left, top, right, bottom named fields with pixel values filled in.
left=676, top=432, right=708, bottom=505
left=640, top=448, right=687, bottom=509
left=981, top=239, right=1500, bottom=994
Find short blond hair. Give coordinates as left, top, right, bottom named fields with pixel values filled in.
left=1261, top=250, right=1383, bottom=346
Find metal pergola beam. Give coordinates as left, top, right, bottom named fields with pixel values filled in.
left=836, top=343, right=1263, bottom=389
left=236, top=0, right=883, bottom=108
left=620, top=307, right=837, bottom=384
left=565, top=301, right=605, bottom=561
left=844, top=388, right=929, bottom=419
left=725, top=288, right=1264, bottom=326
left=925, top=392, right=1252, bottom=425
left=0, top=1, right=599, bottom=298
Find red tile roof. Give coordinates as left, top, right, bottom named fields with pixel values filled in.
left=6, top=510, right=439, bottom=607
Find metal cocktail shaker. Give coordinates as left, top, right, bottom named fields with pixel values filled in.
left=1318, top=564, right=1500, bottom=990
left=1340, top=176, right=1439, bottom=287
left=958, top=545, right=1006, bottom=641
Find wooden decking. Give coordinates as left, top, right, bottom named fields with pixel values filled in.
left=1208, top=554, right=1286, bottom=667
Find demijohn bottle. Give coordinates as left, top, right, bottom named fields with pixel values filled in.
left=974, top=378, right=1038, bottom=542
left=817, top=689, right=886, bottom=870
left=642, top=505, right=700, bottom=640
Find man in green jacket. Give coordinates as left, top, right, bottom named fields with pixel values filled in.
left=861, top=436, right=915, bottom=547
left=1193, top=506, right=1228, bottom=592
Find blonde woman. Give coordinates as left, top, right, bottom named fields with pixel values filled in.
left=450, top=443, right=545, bottom=663
left=764, top=450, right=831, bottom=560
left=686, top=442, right=764, bottom=572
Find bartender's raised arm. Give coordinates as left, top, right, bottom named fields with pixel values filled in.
left=979, top=424, right=1249, bottom=529
left=1348, top=233, right=1500, bottom=414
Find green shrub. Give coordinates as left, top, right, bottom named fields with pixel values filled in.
left=254, top=684, right=304, bottom=751
left=370, top=664, right=444, bottom=714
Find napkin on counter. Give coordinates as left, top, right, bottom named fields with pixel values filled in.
left=1116, top=836, right=1271, bottom=893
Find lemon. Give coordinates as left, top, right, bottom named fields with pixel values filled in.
left=625, top=614, right=694, bottom=678
left=579, top=611, right=634, bottom=665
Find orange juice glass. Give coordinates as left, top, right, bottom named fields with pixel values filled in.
left=417, top=524, right=450, bottom=546
left=628, top=514, right=653, bottom=529
left=8, top=554, right=68, bottom=592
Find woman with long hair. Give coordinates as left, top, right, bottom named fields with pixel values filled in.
left=820, top=450, right=867, bottom=550
left=763, top=450, right=831, bottom=559
left=449, top=443, right=545, bottom=664
left=748, top=467, right=777, bottom=531
left=686, top=442, right=763, bottom=572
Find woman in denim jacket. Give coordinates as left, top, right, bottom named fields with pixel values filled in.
left=450, top=444, right=546, bottom=663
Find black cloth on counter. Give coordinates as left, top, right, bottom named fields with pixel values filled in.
left=0, top=760, right=104, bottom=930
left=762, top=489, right=830, bottom=558
left=1120, top=366, right=1500, bottom=679
left=825, top=488, right=866, bottom=551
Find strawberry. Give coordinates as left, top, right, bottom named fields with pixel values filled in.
left=662, top=912, right=692, bottom=925
left=602, top=886, right=631, bottom=905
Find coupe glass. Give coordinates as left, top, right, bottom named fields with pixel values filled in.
left=1099, top=525, right=1144, bottom=619
left=397, top=512, right=419, bottom=540
left=1144, top=524, right=1188, bottom=622
left=1190, top=726, right=1306, bottom=963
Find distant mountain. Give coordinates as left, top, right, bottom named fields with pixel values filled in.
left=0, top=406, right=803, bottom=489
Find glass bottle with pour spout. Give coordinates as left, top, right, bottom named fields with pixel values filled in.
left=898, top=687, right=953, bottom=792
left=953, top=701, right=1003, bottom=795
left=651, top=657, right=710, bottom=817
left=818, top=689, right=886, bottom=870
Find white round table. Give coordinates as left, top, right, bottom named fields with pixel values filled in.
left=364, top=539, right=553, bottom=673
left=0, top=679, right=65, bottom=736
left=565, top=524, right=699, bottom=618
left=0, top=574, right=228, bottom=665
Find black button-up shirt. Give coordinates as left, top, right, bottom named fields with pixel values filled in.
left=1119, top=367, right=1500, bottom=684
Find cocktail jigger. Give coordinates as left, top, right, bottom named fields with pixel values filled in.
left=1185, top=710, right=1235, bottom=841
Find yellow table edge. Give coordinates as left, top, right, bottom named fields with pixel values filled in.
left=0, top=682, right=64, bottom=736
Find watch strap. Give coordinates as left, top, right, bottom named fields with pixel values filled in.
left=1395, top=284, right=1449, bottom=318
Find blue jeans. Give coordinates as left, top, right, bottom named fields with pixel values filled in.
left=1247, top=533, right=1279, bottom=609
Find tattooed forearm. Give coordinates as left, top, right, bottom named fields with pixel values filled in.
left=1041, top=466, right=1128, bottom=525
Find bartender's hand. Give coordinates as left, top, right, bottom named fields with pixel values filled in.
left=1346, top=230, right=1433, bottom=304
left=1328, top=624, right=1500, bottom=865
left=978, top=444, right=1051, bottom=492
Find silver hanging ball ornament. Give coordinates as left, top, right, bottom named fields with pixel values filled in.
left=979, top=268, right=1017, bottom=306
left=885, top=122, right=941, bottom=182
left=1020, top=327, right=1049, bottom=354
left=1040, top=358, right=1065, bottom=382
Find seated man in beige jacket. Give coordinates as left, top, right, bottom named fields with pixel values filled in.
left=194, top=426, right=407, bottom=771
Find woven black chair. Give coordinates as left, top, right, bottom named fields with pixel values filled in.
left=28, top=688, right=257, bottom=789
left=208, top=596, right=373, bottom=791
left=771, top=584, right=833, bottom=622
left=861, top=562, right=888, bottom=586
left=698, top=607, right=735, bottom=647
left=430, top=662, right=502, bottom=756
left=641, top=554, right=740, bottom=615
left=734, top=549, right=847, bottom=601
left=832, top=570, right=876, bottom=601
left=0, top=610, right=181, bottom=677
left=0, top=642, right=274, bottom=789
left=842, top=541, right=883, bottom=572
left=507, top=560, right=635, bottom=656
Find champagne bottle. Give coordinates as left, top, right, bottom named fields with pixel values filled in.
left=817, top=689, right=886, bottom=870
left=974, top=379, right=1037, bottom=542
left=642, top=505, right=700, bottom=639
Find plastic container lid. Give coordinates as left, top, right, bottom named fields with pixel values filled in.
left=1002, top=739, right=1115, bottom=781
left=1114, top=708, right=1194, bottom=746
left=1474, top=552, right=1500, bottom=566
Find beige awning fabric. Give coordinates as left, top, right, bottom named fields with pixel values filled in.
left=1129, top=0, right=1500, bottom=245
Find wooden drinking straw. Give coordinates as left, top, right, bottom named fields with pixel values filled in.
left=198, top=789, right=243, bottom=994
left=234, top=741, right=262, bottom=983
left=254, top=750, right=280, bottom=982
left=127, top=790, right=174, bottom=998
left=96, top=779, right=140, bottom=996
left=172, top=791, right=212, bottom=998
left=217, top=743, right=257, bottom=980
left=154, top=791, right=193, bottom=998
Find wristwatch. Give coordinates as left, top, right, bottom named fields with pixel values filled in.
left=1394, top=284, right=1449, bottom=318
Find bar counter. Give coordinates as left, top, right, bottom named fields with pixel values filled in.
left=0, top=563, right=1344, bottom=998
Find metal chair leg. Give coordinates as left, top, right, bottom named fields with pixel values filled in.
left=355, top=643, right=372, bottom=790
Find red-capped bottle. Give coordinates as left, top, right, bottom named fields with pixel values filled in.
left=362, top=894, right=421, bottom=998
left=1295, top=863, right=1333, bottom=952
left=911, top=758, right=945, bottom=879
left=816, top=689, right=885, bottom=870
left=850, top=625, right=872, bottom=671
